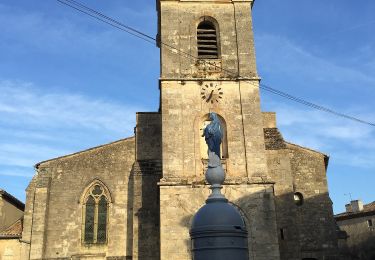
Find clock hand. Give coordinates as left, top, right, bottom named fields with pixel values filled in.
left=206, top=90, right=214, bottom=102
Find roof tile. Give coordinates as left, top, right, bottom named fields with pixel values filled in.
left=0, top=218, right=23, bottom=238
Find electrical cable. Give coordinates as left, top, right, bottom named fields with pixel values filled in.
left=56, top=0, right=155, bottom=44
left=57, top=0, right=375, bottom=127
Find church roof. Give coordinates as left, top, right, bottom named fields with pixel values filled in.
left=284, top=141, right=329, bottom=169
left=35, top=136, right=135, bottom=168
left=263, top=127, right=328, bottom=156
left=263, top=128, right=286, bottom=150
left=284, top=141, right=329, bottom=158
left=0, top=218, right=23, bottom=239
left=335, top=201, right=375, bottom=221
left=263, top=127, right=329, bottom=167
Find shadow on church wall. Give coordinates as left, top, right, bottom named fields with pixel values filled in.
left=128, top=112, right=162, bottom=260
left=126, top=165, right=135, bottom=259
left=126, top=162, right=161, bottom=260
left=342, top=234, right=375, bottom=260
left=175, top=187, right=347, bottom=260
left=272, top=191, right=341, bottom=260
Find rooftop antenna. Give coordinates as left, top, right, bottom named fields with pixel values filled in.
left=344, top=193, right=353, bottom=201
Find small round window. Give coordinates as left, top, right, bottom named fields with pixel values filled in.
left=294, top=192, right=304, bottom=206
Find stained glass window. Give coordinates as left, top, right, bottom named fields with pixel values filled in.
left=83, top=183, right=109, bottom=244
left=97, top=196, right=108, bottom=243
left=84, top=196, right=95, bottom=243
left=92, top=185, right=103, bottom=195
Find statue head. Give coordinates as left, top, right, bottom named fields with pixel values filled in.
left=209, top=112, right=219, bottom=123
left=208, top=112, right=222, bottom=139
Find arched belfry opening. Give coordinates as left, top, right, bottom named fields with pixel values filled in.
left=197, top=18, right=219, bottom=59
left=200, top=113, right=228, bottom=160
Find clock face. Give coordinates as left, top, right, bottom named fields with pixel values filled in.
left=201, top=83, right=223, bottom=104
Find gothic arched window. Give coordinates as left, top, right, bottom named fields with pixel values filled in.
left=197, top=19, right=219, bottom=59
left=82, top=182, right=110, bottom=244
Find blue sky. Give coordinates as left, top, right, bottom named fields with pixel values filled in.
left=0, top=0, right=374, bottom=214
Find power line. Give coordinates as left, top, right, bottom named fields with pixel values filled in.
left=57, top=0, right=198, bottom=61
left=260, top=84, right=375, bottom=126
left=56, top=0, right=155, bottom=44
left=57, top=0, right=375, bottom=127
left=59, top=0, right=155, bottom=42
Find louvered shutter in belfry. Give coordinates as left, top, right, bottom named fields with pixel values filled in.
left=197, top=22, right=218, bottom=59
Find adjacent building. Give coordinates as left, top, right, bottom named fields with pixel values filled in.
left=335, top=200, right=375, bottom=259
left=0, top=189, right=25, bottom=260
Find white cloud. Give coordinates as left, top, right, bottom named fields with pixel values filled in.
left=256, top=32, right=375, bottom=168
left=0, top=2, right=155, bottom=55
left=256, top=33, right=375, bottom=86
left=0, top=143, right=71, bottom=168
left=270, top=102, right=375, bottom=168
left=0, top=80, right=140, bottom=133
left=0, top=169, right=33, bottom=177
left=333, top=151, right=375, bottom=169
left=0, top=80, right=143, bottom=173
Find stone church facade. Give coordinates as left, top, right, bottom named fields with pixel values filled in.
left=12, top=0, right=340, bottom=259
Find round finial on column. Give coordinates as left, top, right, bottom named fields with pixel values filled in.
left=205, top=152, right=226, bottom=201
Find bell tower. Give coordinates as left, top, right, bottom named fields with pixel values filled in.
left=158, top=0, right=258, bottom=80
left=157, top=1, right=281, bottom=259
left=158, top=0, right=270, bottom=184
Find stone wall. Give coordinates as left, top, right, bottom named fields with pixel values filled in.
left=287, top=143, right=338, bottom=259
left=158, top=78, right=281, bottom=259
left=159, top=0, right=257, bottom=79
left=130, top=164, right=161, bottom=260
left=158, top=1, right=281, bottom=259
left=337, top=216, right=375, bottom=259
left=25, top=138, right=136, bottom=260
left=266, top=148, right=300, bottom=260
left=0, top=239, right=22, bottom=260
left=133, top=112, right=162, bottom=260
left=136, top=112, right=162, bottom=161
left=265, top=126, right=339, bottom=260
left=160, top=80, right=269, bottom=183
left=21, top=111, right=163, bottom=260
left=159, top=184, right=280, bottom=260
left=20, top=175, right=38, bottom=259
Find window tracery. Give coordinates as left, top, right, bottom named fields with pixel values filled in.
left=82, top=182, right=110, bottom=244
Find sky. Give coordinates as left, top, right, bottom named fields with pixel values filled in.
left=0, top=0, right=374, bottom=214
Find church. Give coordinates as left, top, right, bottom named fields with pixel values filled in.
left=1, top=0, right=341, bottom=259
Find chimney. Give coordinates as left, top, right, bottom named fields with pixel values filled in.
left=345, top=204, right=352, bottom=213
left=351, top=200, right=364, bottom=212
